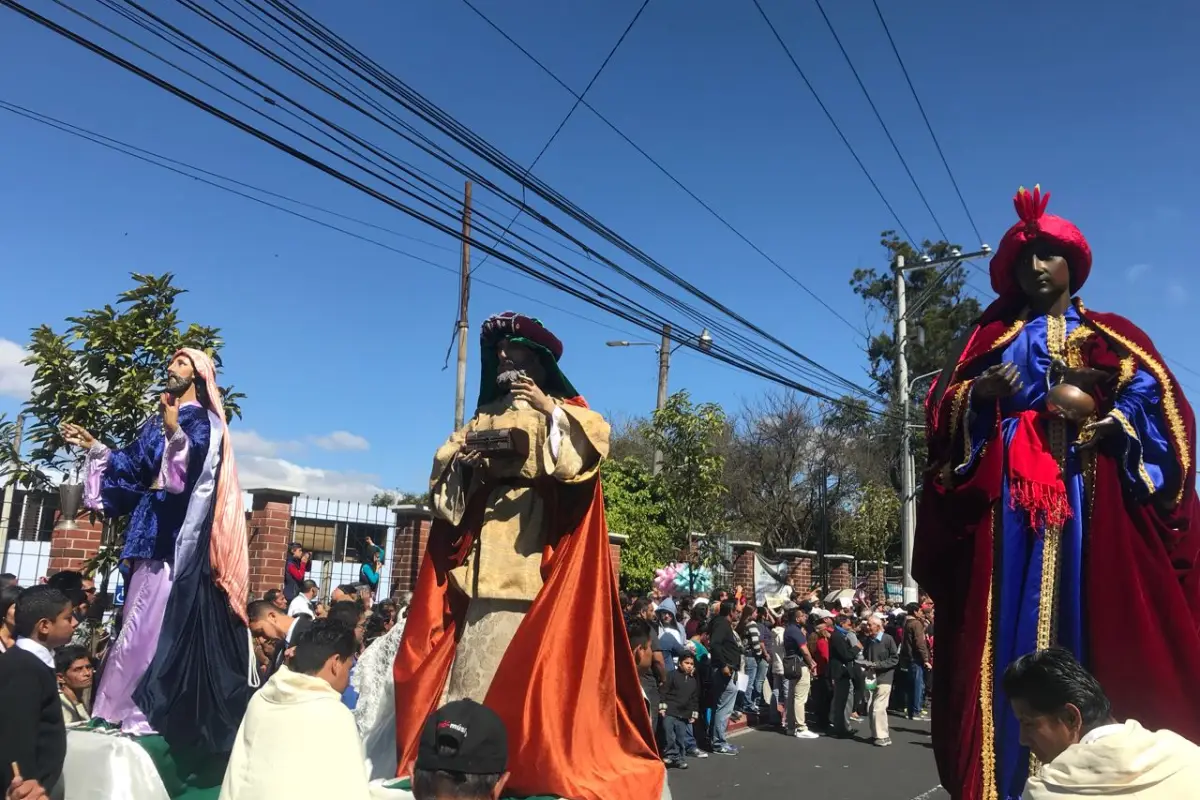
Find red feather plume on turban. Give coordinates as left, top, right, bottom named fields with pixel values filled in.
left=989, top=185, right=1092, bottom=298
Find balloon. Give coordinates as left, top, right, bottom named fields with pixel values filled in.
left=652, top=564, right=678, bottom=595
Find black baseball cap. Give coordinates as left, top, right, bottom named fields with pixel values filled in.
left=417, top=700, right=509, bottom=775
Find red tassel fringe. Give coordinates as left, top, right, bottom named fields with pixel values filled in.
left=1010, top=477, right=1073, bottom=531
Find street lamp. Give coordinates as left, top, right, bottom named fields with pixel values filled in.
left=608, top=324, right=713, bottom=472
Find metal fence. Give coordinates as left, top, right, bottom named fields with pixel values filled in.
left=0, top=487, right=57, bottom=584
left=287, top=495, right=395, bottom=602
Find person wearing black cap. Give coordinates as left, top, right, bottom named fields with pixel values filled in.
left=413, top=700, right=509, bottom=800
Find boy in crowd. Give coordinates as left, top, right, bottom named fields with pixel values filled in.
left=0, top=586, right=79, bottom=798
left=660, top=652, right=700, bottom=771
left=220, top=619, right=369, bottom=799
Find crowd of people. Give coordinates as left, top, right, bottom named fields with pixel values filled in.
left=622, top=586, right=937, bottom=767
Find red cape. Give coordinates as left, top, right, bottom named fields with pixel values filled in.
left=392, top=399, right=665, bottom=800
left=916, top=299, right=1200, bottom=800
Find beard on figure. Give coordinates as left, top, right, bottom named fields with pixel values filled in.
left=165, top=370, right=193, bottom=396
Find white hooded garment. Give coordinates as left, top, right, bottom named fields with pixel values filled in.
left=1024, top=719, right=1200, bottom=799
left=219, top=666, right=372, bottom=800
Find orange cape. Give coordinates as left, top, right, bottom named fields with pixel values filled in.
left=392, top=399, right=665, bottom=800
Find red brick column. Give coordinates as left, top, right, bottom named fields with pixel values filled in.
left=608, top=533, right=626, bottom=585
left=246, top=487, right=299, bottom=600
left=46, top=511, right=104, bottom=577
left=778, top=548, right=817, bottom=595
left=860, top=560, right=886, bottom=602
left=827, top=554, right=854, bottom=592
left=391, top=506, right=433, bottom=599
left=730, top=541, right=757, bottom=598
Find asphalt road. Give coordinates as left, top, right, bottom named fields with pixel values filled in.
left=667, top=715, right=949, bottom=800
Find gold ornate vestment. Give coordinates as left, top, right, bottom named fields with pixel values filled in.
left=429, top=396, right=609, bottom=702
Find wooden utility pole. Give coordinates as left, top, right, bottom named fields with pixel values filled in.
left=454, top=181, right=473, bottom=430
left=652, top=323, right=671, bottom=474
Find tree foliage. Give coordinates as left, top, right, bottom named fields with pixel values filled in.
left=19, top=273, right=244, bottom=489
left=602, top=456, right=669, bottom=591
left=835, top=482, right=900, bottom=566
left=369, top=490, right=428, bottom=507
left=647, top=391, right=729, bottom=566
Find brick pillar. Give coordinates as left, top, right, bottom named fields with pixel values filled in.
left=778, top=548, right=817, bottom=595
left=46, top=510, right=104, bottom=577
left=827, top=554, right=854, bottom=592
left=608, top=533, right=626, bottom=586
left=391, top=506, right=433, bottom=599
left=246, top=487, right=299, bottom=601
left=861, top=560, right=886, bottom=602
left=731, top=541, right=757, bottom=599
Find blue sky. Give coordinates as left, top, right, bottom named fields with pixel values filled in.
left=1, top=0, right=1197, bottom=499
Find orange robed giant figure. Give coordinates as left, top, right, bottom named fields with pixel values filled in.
left=393, top=312, right=665, bottom=800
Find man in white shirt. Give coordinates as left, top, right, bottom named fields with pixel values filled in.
left=287, top=580, right=318, bottom=619
left=248, top=599, right=311, bottom=677
left=1004, top=647, right=1200, bottom=799
left=220, top=618, right=370, bottom=799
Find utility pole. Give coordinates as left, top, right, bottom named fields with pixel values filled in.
left=653, top=323, right=671, bottom=474
left=819, top=461, right=829, bottom=593
left=454, top=181, right=473, bottom=430
left=895, top=254, right=917, bottom=604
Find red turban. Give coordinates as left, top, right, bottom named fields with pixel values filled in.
left=989, top=185, right=1092, bottom=299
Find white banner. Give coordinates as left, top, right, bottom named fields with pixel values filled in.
left=753, top=553, right=793, bottom=607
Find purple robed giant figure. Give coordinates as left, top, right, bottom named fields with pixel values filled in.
left=62, top=349, right=255, bottom=758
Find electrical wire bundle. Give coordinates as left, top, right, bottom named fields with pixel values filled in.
left=2, top=0, right=905, bottom=412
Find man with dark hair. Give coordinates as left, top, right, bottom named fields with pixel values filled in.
left=1004, top=647, right=1200, bottom=798
left=54, top=645, right=93, bottom=724
left=412, top=700, right=509, bottom=800
left=262, top=588, right=287, bottom=612
left=220, top=619, right=369, bottom=799
left=899, top=602, right=931, bottom=721
left=627, top=618, right=658, bottom=717
left=247, top=598, right=310, bottom=676
left=287, top=579, right=318, bottom=618
left=0, top=586, right=78, bottom=797
left=706, top=599, right=742, bottom=755
left=782, top=606, right=818, bottom=740
left=0, top=573, right=16, bottom=590
left=326, top=600, right=365, bottom=710
left=828, top=615, right=859, bottom=738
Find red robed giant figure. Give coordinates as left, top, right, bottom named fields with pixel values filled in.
left=392, top=312, right=664, bottom=800
left=916, top=187, right=1200, bottom=799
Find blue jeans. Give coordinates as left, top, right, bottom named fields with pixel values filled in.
left=908, top=663, right=926, bottom=717
left=709, top=671, right=739, bottom=748
left=663, top=715, right=691, bottom=761
left=740, top=658, right=760, bottom=710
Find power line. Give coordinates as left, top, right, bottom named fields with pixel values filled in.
left=0, top=99, right=644, bottom=340
left=458, top=0, right=867, bottom=338
left=870, top=0, right=983, bottom=244
left=811, top=0, right=949, bottom=242
left=750, top=0, right=920, bottom=249
left=4, top=0, right=886, bottom=407
left=470, top=0, right=651, bottom=277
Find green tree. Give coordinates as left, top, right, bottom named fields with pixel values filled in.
left=602, top=456, right=668, bottom=591
left=0, top=413, right=21, bottom=487
left=370, top=490, right=428, bottom=507
left=835, top=482, right=900, bottom=566
left=20, top=273, right=244, bottom=487
left=851, top=233, right=982, bottom=402
left=647, top=391, right=729, bottom=567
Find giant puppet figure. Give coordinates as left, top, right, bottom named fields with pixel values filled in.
left=392, top=313, right=665, bottom=800
left=915, top=187, right=1200, bottom=799
left=62, top=348, right=254, bottom=758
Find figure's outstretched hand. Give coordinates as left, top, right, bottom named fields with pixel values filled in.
left=974, top=363, right=1022, bottom=400
left=160, top=393, right=179, bottom=436
left=1077, top=415, right=1121, bottom=451
left=60, top=423, right=97, bottom=450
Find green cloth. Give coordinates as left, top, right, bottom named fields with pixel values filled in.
left=133, top=735, right=226, bottom=800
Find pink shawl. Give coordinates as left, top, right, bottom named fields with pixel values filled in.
left=176, top=348, right=249, bottom=623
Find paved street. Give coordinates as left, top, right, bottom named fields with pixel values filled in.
left=668, top=716, right=948, bottom=800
